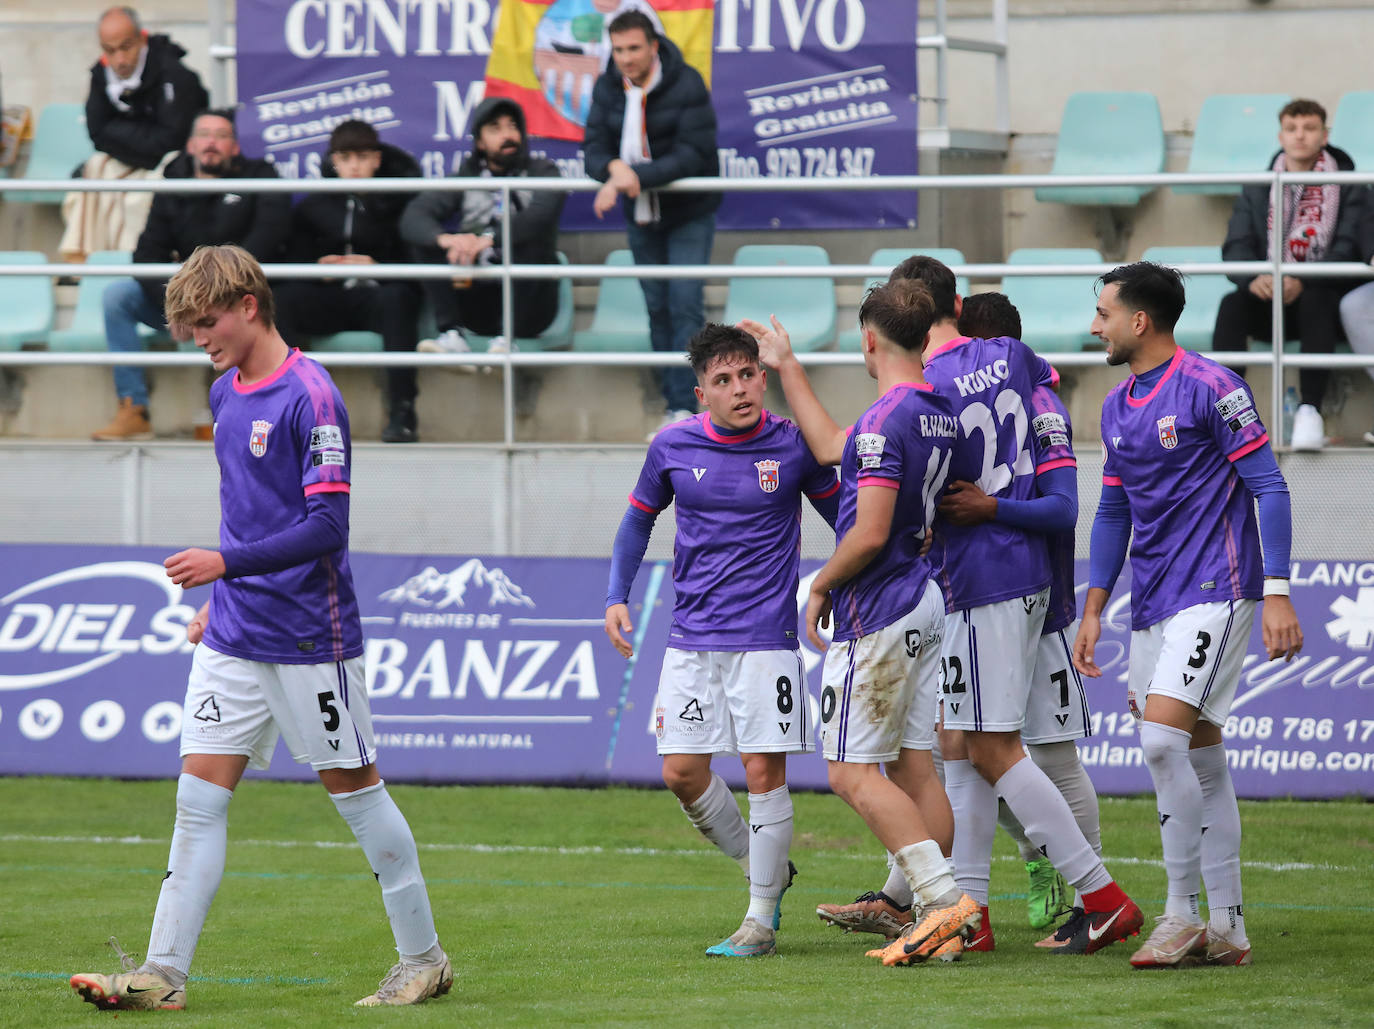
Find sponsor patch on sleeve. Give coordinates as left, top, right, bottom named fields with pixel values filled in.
left=1226, top=408, right=1260, bottom=433
left=854, top=432, right=886, bottom=470
left=310, top=425, right=345, bottom=451
left=1032, top=412, right=1069, bottom=448
left=312, top=451, right=346, bottom=467
left=1214, top=387, right=1254, bottom=421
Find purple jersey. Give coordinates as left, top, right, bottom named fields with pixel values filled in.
left=630, top=411, right=839, bottom=651
left=1100, top=348, right=1267, bottom=629
left=924, top=336, right=1056, bottom=612
left=202, top=349, right=363, bottom=664
left=1029, top=385, right=1078, bottom=635
left=830, top=383, right=956, bottom=643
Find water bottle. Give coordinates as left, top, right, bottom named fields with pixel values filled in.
left=1282, top=386, right=1299, bottom=441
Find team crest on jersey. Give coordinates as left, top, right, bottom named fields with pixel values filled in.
left=249, top=419, right=274, bottom=458
left=1156, top=415, right=1179, bottom=450
left=754, top=459, right=781, bottom=493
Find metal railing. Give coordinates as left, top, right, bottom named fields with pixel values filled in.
left=2, top=168, right=1373, bottom=446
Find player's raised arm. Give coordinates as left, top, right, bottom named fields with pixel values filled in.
left=738, top=315, right=847, bottom=464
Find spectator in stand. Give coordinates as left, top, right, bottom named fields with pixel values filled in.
left=401, top=97, right=565, bottom=367
left=91, top=109, right=289, bottom=441
left=274, top=122, right=423, bottom=444
left=1337, top=195, right=1374, bottom=446
left=1212, top=98, right=1365, bottom=450
left=583, top=8, right=721, bottom=439
left=61, top=6, right=208, bottom=261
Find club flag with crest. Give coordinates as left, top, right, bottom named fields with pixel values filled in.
left=484, top=0, right=714, bottom=142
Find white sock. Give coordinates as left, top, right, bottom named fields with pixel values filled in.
left=946, top=759, right=996, bottom=905
left=1029, top=741, right=1102, bottom=857
left=996, top=758, right=1111, bottom=894
left=331, top=781, right=439, bottom=961
left=882, top=853, right=914, bottom=908
left=145, top=773, right=232, bottom=981
left=1140, top=721, right=1203, bottom=918
left=680, top=773, right=750, bottom=874
left=1189, top=742, right=1246, bottom=937
left=894, top=840, right=962, bottom=910
left=744, top=785, right=793, bottom=924
left=997, top=799, right=1039, bottom=862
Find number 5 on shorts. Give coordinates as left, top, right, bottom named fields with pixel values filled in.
left=318, top=691, right=341, bottom=732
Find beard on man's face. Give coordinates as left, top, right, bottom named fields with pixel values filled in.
left=483, top=140, right=522, bottom=172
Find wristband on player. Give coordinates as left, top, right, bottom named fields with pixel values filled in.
left=1262, top=578, right=1291, bottom=597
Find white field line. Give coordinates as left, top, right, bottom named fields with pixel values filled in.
left=0, top=833, right=1355, bottom=874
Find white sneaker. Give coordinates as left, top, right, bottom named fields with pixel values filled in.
left=1289, top=404, right=1326, bottom=450
left=417, top=329, right=476, bottom=374
left=646, top=409, right=696, bottom=442
left=1362, top=427, right=1374, bottom=446
left=481, top=336, right=518, bottom=375
left=355, top=953, right=453, bottom=1006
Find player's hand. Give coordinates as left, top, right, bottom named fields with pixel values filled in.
left=186, top=601, right=210, bottom=644
left=920, top=528, right=935, bottom=558
left=805, top=586, right=833, bottom=651
left=608, top=161, right=640, bottom=197
left=938, top=480, right=996, bottom=525
left=593, top=182, right=621, bottom=218
left=1072, top=614, right=1103, bottom=678
left=1261, top=594, right=1303, bottom=662
left=1280, top=275, right=1304, bottom=304
left=164, top=548, right=227, bottom=589
left=738, top=315, right=796, bottom=370
left=604, top=603, right=635, bottom=658
left=1248, top=275, right=1275, bottom=300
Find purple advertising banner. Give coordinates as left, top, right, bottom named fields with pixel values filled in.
left=232, top=0, right=919, bottom=231
left=1, top=545, right=1370, bottom=798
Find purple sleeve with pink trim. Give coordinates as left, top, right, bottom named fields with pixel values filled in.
left=222, top=492, right=348, bottom=579
left=629, top=437, right=673, bottom=512
left=1233, top=445, right=1292, bottom=578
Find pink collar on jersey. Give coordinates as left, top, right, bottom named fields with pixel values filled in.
left=883, top=381, right=934, bottom=395
left=1124, top=346, right=1184, bottom=408
left=701, top=408, right=769, bottom=444
left=924, top=335, right=972, bottom=361
left=232, top=347, right=302, bottom=394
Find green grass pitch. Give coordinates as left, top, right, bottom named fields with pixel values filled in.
left=2, top=777, right=1370, bottom=1027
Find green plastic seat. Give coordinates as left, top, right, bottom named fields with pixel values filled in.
left=1139, top=246, right=1237, bottom=350
left=308, top=329, right=385, bottom=353
left=837, top=247, right=969, bottom=350
left=0, top=252, right=55, bottom=350
left=48, top=251, right=138, bottom=351
left=720, top=244, right=836, bottom=352
left=572, top=250, right=650, bottom=352
left=466, top=252, right=575, bottom=352
left=1331, top=91, right=1374, bottom=175
left=1001, top=248, right=1103, bottom=352
left=1175, top=94, right=1290, bottom=196
left=8, top=104, right=96, bottom=204
left=1034, top=92, right=1164, bottom=206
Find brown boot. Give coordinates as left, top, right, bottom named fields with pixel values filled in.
left=91, top=397, right=153, bottom=441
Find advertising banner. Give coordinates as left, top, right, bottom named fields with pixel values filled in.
left=233, top=0, right=919, bottom=230
left=1, top=544, right=1371, bottom=798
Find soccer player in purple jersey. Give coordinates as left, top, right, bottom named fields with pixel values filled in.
left=744, top=279, right=981, bottom=968
left=603, top=323, right=840, bottom=957
left=1075, top=262, right=1303, bottom=969
left=70, top=246, right=450, bottom=1012
left=885, top=257, right=1142, bottom=957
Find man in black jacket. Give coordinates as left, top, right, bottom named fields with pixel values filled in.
left=274, top=121, right=424, bottom=443
left=583, top=8, right=720, bottom=438
left=92, top=109, right=290, bottom=441
left=62, top=7, right=209, bottom=259
left=401, top=97, right=565, bottom=366
left=1213, top=98, right=1365, bottom=450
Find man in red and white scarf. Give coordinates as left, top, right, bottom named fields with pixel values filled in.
left=1214, top=99, right=1366, bottom=450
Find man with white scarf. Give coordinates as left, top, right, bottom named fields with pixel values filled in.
left=584, top=8, right=721, bottom=439
left=1212, top=98, right=1366, bottom=450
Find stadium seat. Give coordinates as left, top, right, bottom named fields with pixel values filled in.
left=468, top=252, right=575, bottom=352
left=1139, top=246, right=1235, bottom=350
left=837, top=247, right=968, bottom=350
left=572, top=249, right=650, bottom=352
left=1002, top=248, right=1103, bottom=352
left=1331, top=91, right=1374, bottom=174
left=7, top=103, right=96, bottom=204
left=720, top=244, right=836, bottom=352
left=47, top=251, right=153, bottom=351
left=1174, top=93, right=1290, bottom=196
left=0, top=251, right=55, bottom=350
left=309, top=330, right=384, bottom=353
left=1034, top=92, right=1164, bottom=206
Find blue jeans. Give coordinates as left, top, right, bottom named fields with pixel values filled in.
left=103, top=277, right=167, bottom=407
left=626, top=211, right=715, bottom=413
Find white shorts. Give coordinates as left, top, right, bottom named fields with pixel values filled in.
left=940, top=588, right=1049, bottom=733
left=181, top=644, right=376, bottom=771
left=1022, top=623, right=1093, bottom=745
left=1128, top=599, right=1257, bottom=726
left=655, top=648, right=812, bottom=755
left=820, top=579, right=944, bottom=763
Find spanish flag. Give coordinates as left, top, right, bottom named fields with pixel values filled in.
left=484, top=0, right=714, bottom=142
